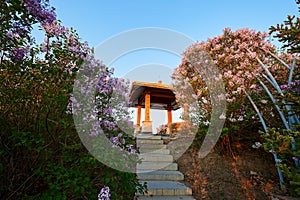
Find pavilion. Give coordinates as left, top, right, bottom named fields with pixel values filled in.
left=129, top=80, right=180, bottom=134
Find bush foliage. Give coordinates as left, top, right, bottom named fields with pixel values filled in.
left=0, top=1, right=144, bottom=199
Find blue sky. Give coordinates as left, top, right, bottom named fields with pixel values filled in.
left=51, top=0, right=298, bottom=47
left=47, top=0, right=298, bottom=129
left=48, top=0, right=299, bottom=76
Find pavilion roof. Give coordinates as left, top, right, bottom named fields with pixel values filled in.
left=128, top=81, right=180, bottom=110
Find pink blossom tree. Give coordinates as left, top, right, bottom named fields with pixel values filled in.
left=172, top=28, right=299, bottom=191
left=173, top=28, right=298, bottom=128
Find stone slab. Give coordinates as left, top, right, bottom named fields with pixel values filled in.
left=139, top=148, right=170, bottom=154
left=139, top=144, right=167, bottom=149
left=138, top=181, right=192, bottom=196
left=139, top=154, right=173, bottom=162
left=137, top=170, right=184, bottom=181
left=136, top=134, right=162, bottom=140
left=137, top=196, right=195, bottom=200
left=137, top=139, right=164, bottom=145
left=136, top=162, right=178, bottom=171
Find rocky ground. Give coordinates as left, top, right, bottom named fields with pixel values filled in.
left=176, top=140, right=299, bottom=200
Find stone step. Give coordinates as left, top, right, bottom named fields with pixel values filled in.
left=137, top=162, right=178, bottom=171
left=137, top=139, right=164, bottom=145
left=138, top=181, right=193, bottom=196
left=139, top=148, right=170, bottom=154
left=137, top=196, right=195, bottom=200
left=139, top=144, right=166, bottom=149
left=136, top=134, right=162, bottom=140
left=139, top=154, right=173, bottom=162
left=137, top=170, right=184, bottom=181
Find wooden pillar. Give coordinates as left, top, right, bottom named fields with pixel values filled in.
left=167, top=104, right=172, bottom=124
left=167, top=104, right=172, bottom=135
left=144, top=92, right=151, bottom=121
left=137, top=105, right=141, bottom=126
left=141, top=91, right=152, bottom=133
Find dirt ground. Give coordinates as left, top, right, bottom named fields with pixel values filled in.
left=176, top=141, right=299, bottom=200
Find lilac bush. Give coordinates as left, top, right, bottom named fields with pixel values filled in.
left=0, top=0, right=144, bottom=199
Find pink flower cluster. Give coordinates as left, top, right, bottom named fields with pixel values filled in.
left=172, top=28, right=293, bottom=122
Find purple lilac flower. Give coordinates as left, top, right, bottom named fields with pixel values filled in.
left=98, top=186, right=110, bottom=200
left=9, top=48, right=25, bottom=62
left=281, top=84, right=292, bottom=91
left=281, top=80, right=300, bottom=95
left=6, top=32, right=13, bottom=38
left=24, top=0, right=56, bottom=24
left=103, top=107, right=112, bottom=116
left=121, top=138, right=125, bottom=144
left=40, top=9, right=56, bottom=24
left=110, top=136, right=119, bottom=146
left=126, top=144, right=136, bottom=154
left=12, top=22, right=29, bottom=36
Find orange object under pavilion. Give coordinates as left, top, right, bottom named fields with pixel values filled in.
left=129, top=80, right=180, bottom=134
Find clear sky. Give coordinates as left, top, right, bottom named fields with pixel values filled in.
left=51, top=0, right=298, bottom=47
left=48, top=0, right=299, bottom=75
left=47, top=0, right=298, bottom=130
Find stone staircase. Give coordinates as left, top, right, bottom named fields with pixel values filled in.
left=136, top=133, right=195, bottom=200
